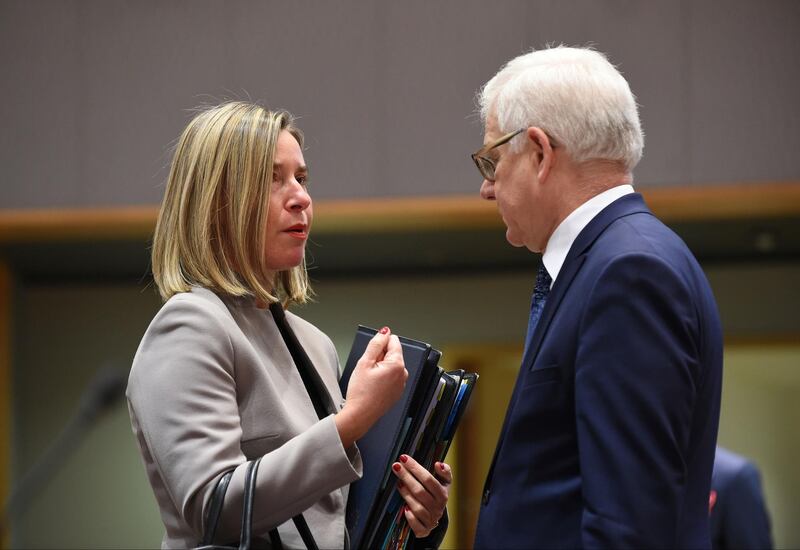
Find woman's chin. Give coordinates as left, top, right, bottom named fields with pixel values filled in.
left=265, top=253, right=306, bottom=273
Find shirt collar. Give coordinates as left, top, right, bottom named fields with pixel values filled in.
left=541, top=184, right=634, bottom=286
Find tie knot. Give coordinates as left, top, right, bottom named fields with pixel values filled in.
left=535, top=265, right=552, bottom=296
left=525, top=265, right=552, bottom=345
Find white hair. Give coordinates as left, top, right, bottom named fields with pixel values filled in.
left=479, top=46, right=644, bottom=170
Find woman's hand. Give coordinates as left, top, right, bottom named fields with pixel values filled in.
left=391, top=455, right=452, bottom=538
left=336, top=327, right=407, bottom=448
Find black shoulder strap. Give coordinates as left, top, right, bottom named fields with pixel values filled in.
left=269, top=302, right=338, bottom=420
left=202, top=470, right=234, bottom=546
left=238, top=458, right=262, bottom=550
left=292, top=515, right=321, bottom=550
left=270, top=301, right=334, bottom=550
left=200, top=457, right=277, bottom=550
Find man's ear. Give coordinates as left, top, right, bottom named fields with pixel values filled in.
left=526, top=127, right=556, bottom=183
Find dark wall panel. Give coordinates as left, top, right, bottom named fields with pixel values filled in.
left=1, top=1, right=798, bottom=208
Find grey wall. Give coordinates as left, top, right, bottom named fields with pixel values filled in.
left=1, top=0, right=799, bottom=209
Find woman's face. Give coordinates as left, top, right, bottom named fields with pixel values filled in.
left=263, top=130, right=312, bottom=277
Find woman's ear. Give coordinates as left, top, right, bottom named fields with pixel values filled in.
left=526, top=127, right=556, bottom=183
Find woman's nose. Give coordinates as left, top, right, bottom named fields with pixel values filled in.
left=288, top=182, right=312, bottom=210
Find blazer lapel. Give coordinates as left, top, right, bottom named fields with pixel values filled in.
left=519, top=255, right=585, bottom=370
left=481, top=193, right=653, bottom=501
left=520, top=193, right=653, bottom=371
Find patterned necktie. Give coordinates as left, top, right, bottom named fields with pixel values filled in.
left=524, top=265, right=552, bottom=349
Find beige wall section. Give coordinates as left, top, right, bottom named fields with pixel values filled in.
left=717, top=345, right=800, bottom=549
left=0, top=263, right=11, bottom=547
left=4, top=181, right=800, bottom=243
left=10, top=262, right=800, bottom=547
left=12, top=286, right=164, bottom=549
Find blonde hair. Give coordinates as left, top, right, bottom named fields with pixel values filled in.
left=152, top=101, right=312, bottom=305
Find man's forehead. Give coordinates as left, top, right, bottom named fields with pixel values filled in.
left=483, top=115, right=501, bottom=144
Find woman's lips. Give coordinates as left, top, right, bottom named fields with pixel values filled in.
left=284, top=224, right=308, bottom=239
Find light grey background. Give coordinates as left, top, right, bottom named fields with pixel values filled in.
left=1, top=0, right=799, bottom=209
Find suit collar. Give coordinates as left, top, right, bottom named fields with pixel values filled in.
left=521, top=193, right=652, bottom=370
left=565, top=192, right=652, bottom=261
left=542, top=184, right=634, bottom=285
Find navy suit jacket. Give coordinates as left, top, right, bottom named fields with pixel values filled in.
left=710, top=447, right=772, bottom=550
left=474, top=193, right=723, bottom=549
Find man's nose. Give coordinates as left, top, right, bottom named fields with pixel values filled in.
left=480, top=179, right=496, bottom=200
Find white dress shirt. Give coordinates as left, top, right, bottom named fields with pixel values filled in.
left=542, top=184, right=634, bottom=287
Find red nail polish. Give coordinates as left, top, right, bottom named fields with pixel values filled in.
left=392, top=463, right=401, bottom=472
left=380, top=326, right=389, bottom=334
left=397, top=481, right=404, bottom=489
left=400, top=454, right=408, bottom=463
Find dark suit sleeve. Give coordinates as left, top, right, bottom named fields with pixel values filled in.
left=574, top=253, right=702, bottom=548
left=720, top=463, right=772, bottom=549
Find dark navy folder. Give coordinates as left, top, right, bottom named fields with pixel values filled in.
left=340, top=326, right=478, bottom=550
left=339, top=326, right=440, bottom=550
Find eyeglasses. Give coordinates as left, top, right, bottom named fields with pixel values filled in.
left=470, top=128, right=525, bottom=182
left=471, top=128, right=557, bottom=182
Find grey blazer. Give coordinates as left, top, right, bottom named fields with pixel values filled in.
left=127, top=287, right=362, bottom=549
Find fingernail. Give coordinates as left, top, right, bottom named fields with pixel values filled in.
left=380, top=326, right=389, bottom=334
left=397, top=481, right=404, bottom=489
left=392, top=463, right=401, bottom=472
left=400, top=454, right=409, bottom=463
left=439, top=462, right=447, bottom=471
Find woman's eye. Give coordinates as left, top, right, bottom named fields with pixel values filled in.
left=297, top=175, right=308, bottom=186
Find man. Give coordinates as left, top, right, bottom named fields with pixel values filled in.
left=471, top=46, right=723, bottom=548
left=710, top=447, right=773, bottom=549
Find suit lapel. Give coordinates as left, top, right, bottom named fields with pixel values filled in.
left=519, top=254, right=585, bottom=371
left=521, top=193, right=652, bottom=369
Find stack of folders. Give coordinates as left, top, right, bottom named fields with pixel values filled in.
left=339, top=325, right=478, bottom=550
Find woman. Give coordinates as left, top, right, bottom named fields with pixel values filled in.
left=127, top=102, right=450, bottom=549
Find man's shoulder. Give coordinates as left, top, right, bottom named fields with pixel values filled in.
left=576, top=210, right=714, bottom=310
left=571, top=192, right=683, bottom=261
left=714, top=447, right=756, bottom=485
left=589, top=206, right=696, bottom=271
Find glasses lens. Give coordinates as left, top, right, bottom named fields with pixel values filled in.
left=477, top=157, right=495, bottom=181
